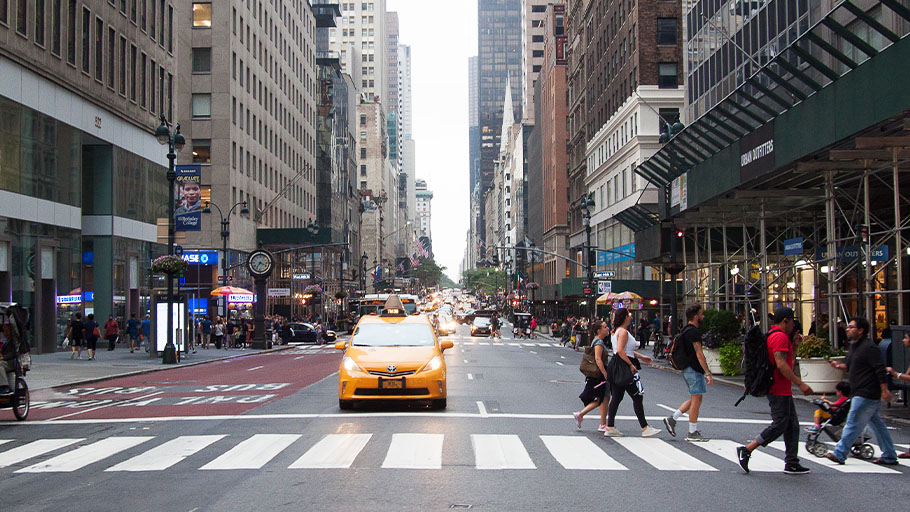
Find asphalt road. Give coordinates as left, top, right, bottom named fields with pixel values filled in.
left=0, top=322, right=907, bottom=512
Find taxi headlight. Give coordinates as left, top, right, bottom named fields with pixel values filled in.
left=342, top=356, right=363, bottom=373
left=422, top=356, right=443, bottom=372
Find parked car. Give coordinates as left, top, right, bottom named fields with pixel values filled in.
left=286, top=323, right=336, bottom=344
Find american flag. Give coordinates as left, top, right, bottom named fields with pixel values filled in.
left=409, top=253, right=419, bottom=266
left=417, top=239, right=430, bottom=258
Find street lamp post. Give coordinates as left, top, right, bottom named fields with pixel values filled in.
left=372, top=258, right=378, bottom=292
left=155, top=115, right=185, bottom=364
left=306, top=219, right=320, bottom=318
left=360, top=252, right=368, bottom=295
left=529, top=240, right=537, bottom=303
left=580, top=193, right=596, bottom=321
left=202, top=200, right=250, bottom=321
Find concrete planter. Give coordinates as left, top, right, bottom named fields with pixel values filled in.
left=703, top=348, right=724, bottom=375
left=797, top=356, right=846, bottom=394
left=538, top=325, right=550, bottom=335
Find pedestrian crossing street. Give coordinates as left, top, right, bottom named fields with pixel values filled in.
left=0, top=433, right=905, bottom=475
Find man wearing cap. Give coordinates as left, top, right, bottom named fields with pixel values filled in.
left=736, top=307, right=814, bottom=475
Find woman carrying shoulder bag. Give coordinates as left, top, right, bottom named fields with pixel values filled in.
left=573, top=320, right=612, bottom=432
left=604, top=308, right=661, bottom=438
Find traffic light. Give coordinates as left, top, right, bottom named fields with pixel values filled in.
left=301, top=298, right=307, bottom=305
left=676, top=229, right=684, bottom=238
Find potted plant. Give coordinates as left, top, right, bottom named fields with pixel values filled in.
left=718, top=339, right=743, bottom=376
left=151, top=255, right=188, bottom=276
left=334, top=290, right=348, bottom=300
left=304, top=284, right=323, bottom=295
left=700, top=327, right=725, bottom=374
left=796, top=334, right=846, bottom=393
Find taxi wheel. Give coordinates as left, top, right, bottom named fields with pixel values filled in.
left=431, top=398, right=446, bottom=410
left=339, top=399, right=354, bottom=410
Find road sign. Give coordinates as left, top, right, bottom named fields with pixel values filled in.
left=593, top=271, right=615, bottom=279
left=175, top=245, right=184, bottom=257
left=293, top=273, right=311, bottom=280
left=583, top=287, right=593, bottom=295
left=597, top=280, right=612, bottom=294
left=268, top=288, right=291, bottom=297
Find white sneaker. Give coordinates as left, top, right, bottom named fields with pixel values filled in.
left=572, top=412, right=583, bottom=431
left=641, top=426, right=662, bottom=437
left=603, top=428, right=624, bottom=437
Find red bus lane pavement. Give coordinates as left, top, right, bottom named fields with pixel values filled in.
left=26, top=348, right=342, bottom=421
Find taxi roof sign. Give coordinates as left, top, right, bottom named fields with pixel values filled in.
left=380, top=295, right=407, bottom=317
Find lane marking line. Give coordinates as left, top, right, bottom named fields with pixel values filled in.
left=289, top=434, right=372, bottom=469
left=476, top=401, right=488, bottom=417
left=467, top=373, right=474, bottom=380
left=541, top=436, right=626, bottom=470
left=247, top=366, right=265, bottom=371
left=294, top=356, right=306, bottom=360
left=381, top=433, right=444, bottom=469
left=656, top=403, right=687, bottom=416
left=45, top=392, right=165, bottom=422
left=555, top=362, right=564, bottom=366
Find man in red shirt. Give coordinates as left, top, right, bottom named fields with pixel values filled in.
left=736, top=307, right=814, bottom=475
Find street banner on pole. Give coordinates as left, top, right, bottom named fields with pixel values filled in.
left=175, top=165, right=202, bottom=231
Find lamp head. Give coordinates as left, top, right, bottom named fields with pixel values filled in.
left=240, top=202, right=250, bottom=215
left=155, top=118, right=170, bottom=145
left=202, top=203, right=211, bottom=214
left=173, top=125, right=186, bottom=152
left=671, top=121, right=685, bottom=134
left=659, top=132, right=670, bottom=144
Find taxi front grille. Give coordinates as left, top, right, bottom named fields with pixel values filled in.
left=367, top=370, right=417, bottom=377
left=355, top=387, right=430, bottom=396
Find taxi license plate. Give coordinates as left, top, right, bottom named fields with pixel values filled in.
left=380, top=378, right=404, bottom=389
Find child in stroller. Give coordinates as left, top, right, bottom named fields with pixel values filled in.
left=805, top=384, right=875, bottom=460
left=805, top=382, right=850, bottom=433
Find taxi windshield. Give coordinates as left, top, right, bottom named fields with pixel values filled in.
left=351, top=323, right=436, bottom=347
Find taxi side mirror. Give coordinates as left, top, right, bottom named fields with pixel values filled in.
left=334, top=340, right=347, bottom=351
left=440, top=340, right=454, bottom=351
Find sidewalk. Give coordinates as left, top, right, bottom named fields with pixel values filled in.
left=25, top=344, right=291, bottom=390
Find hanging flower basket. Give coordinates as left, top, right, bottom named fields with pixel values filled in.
left=151, top=255, right=188, bottom=275
left=334, top=290, right=348, bottom=299
left=304, top=284, right=323, bottom=294
left=526, top=282, right=540, bottom=290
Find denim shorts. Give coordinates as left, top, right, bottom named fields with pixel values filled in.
left=682, top=366, right=707, bottom=395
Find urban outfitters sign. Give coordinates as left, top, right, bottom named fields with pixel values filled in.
left=739, top=121, right=775, bottom=182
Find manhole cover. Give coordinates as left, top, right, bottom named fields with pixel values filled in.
left=550, top=379, right=583, bottom=384
left=449, top=505, right=472, bottom=509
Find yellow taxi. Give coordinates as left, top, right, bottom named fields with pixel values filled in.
left=335, top=295, right=454, bottom=410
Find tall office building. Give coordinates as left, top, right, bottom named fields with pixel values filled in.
left=0, top=0, right=177, bottom=351
left=477, top=0, right=522, bottom=194
left=385, top=11, right=399, bottom=170
left=175, top=1, right=318, bottom=316
left=520, top=0, right=550, bottom=124
left=467, top=55, right=479, bottom=198
left=415, top=179, right=433, bottom=241
left=328, top=0, right=387, bottom=110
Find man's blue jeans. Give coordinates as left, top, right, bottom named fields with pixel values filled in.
left=833, top=395, right=897, bottom=462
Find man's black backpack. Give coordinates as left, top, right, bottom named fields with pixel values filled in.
left=734, top=325, right=775, bottom=406
left=667, top=324, right=696, bottom=371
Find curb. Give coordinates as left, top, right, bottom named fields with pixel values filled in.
left=41, top=345, right=294, bottom=391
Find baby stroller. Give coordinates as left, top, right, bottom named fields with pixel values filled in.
left=805, top=397, right=874, bottom=460
left=0, top=303, right=31, bottom=421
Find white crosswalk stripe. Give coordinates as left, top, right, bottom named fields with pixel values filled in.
left=691, top=439, right=782, bottom=472
left=471, top=434, right=536, bottom=469
left=0, top=433, right=905, bottom=475
left=382, top=433, right=444, bottom=469
left=610, top=438, right=717, bottom=471
left=199, top=434, right=301, bottom=470
left=0, top=439, right=83, bottom=469
left=17, top=437, right=153, bottom=473
left=290, top=434, right=372, bottom=469
left=106, top=435, right=226, bottom=472
left=767, top=441, right=901, bottom=473
left=541, top=436, right=626, bottom=470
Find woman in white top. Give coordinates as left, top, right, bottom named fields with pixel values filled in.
left=604, top=308, right=661, bottom=438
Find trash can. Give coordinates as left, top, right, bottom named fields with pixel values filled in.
left=575, top=331, right=589, bottom=347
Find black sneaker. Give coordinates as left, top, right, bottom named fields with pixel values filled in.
left=736, top=446, right=751, bottom=474
left=783, top=463, right=811, bottom=475
left=663, top=417, right=677, bottom=437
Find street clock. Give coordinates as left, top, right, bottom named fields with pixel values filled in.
left=247, top=249, right=274, bottom=278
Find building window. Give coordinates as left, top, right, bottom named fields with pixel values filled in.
left=658, top=62, right=677, bottom=88
left=166, top=4, right=172, bottom=51
left=66, top=0, right=75, bottom=64
left=51, top=0, right=61, bottom=55
left=192, top=93, right=210, bottom=118
left=15, top=0, right=25, bottom=35
left=0, top=0, right=7, bottom=26
left=107, top=27, right=115, bottom=88
left=140, top=52, right=146, bottom=106
left=360, top=114, right=366, bottom=125
left=192, top=2, right=210, bottom=27
left=360, top=181, right=367, bottom=189
left=149, top=0, right=155, bottom=39
left=130, top=44, right=137, bottom=101
left=192, top=47, right=211, bottom=72
left=119, top=36, right=126, bottom=94
left=93, top=17, right=102, bottom=80
left=167, top=72, right=173, bottom=119
left=149, top=58, right=156, bottom=111
left=360, top=148, right=366, bottom=159
left=657, top=18, right=676, bottom=45
left=140, top=0, right=145, bottom=30
left=80, top=6, right=90, bottom=73
left=360, top=165, right=366, bottom=176
left=192, top=140, right=211, bottom=163
left=158, top=0, right=163, bottom=43
left=35, top=0, right=45, bottom=45
left=130, top=0, right=136, bottom=22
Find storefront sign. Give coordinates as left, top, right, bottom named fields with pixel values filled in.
left=228, top=294, right=255, bottom=303
left=293, top=273, right=310, bottom=280
left=739, top=121, right=776, bottom=182
left=597, top=281, right=612, bottom=294
left=815, top=245, right=889, bottom=263
left=182, top=250, right=219, bottom=265
left=784, top=237, right=804, bottom=256
left=56, top=294, right=82, bottom=304
left=597, top=244, right=635, bottom=266
left=268, top=288, right=291, bottom=297
left=175, top=165, right=203, bottom=232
